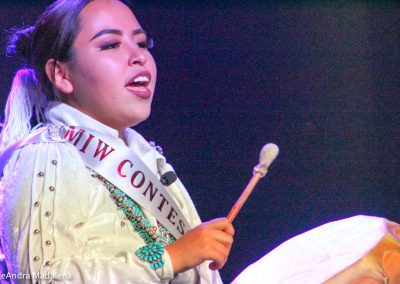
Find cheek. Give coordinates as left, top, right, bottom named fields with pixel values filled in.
left=74, top=55, right=123, bottom=92
left=149, top=53, right=157, bottom=73
left=147, top=54, right=157, bottom=86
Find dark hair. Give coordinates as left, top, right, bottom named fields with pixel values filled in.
left=1, top=0, right=93, bottom=150
left=7, top=0, right=137, bottom=100
left=7, top=0, right=92, bottom=100
left=1, top=0, right=138, bottom=150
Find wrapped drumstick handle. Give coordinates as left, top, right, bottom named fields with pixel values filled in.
left=227, top=143, right=279, bottom=223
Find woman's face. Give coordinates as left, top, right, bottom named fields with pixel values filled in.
left=64, top=0, right=157, bottom=132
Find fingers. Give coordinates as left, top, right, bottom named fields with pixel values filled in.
left=206, top=239, right=231, bottom=270
left=199, top=218, right=235, bottom=270
left=165, top=217, right=235, bottom=273
left=197, top=227, right=233, bottom=247
left=202, top=218, right=235, bottom=241
left=204, top=217, right=235, bottom=235
left=223, top=220, right=235, bottom=236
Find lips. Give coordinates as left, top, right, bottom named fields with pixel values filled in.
left=125, top=71, right=152, bottom=98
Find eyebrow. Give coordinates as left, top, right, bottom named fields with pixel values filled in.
left=90, top=28, right=147, bottom=41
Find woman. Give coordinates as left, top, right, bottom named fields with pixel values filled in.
left=0, top=0, right=234, bottom=283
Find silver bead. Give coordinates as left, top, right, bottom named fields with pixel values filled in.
left=155, top=145, right=163, bottom=155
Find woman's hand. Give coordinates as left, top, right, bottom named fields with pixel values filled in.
left=165, top=217, right=235, bottom=273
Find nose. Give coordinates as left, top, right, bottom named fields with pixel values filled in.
left=128, top=44, right=147, bottom=66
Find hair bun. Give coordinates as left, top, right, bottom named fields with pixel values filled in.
left=6, top=26, right=35, bottom=63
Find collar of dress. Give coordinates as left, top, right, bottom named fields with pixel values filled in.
left=1, top=102, right=190, bottom=239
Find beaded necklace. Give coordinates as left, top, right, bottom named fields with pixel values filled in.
left=95, top=174, right=176, bottom=270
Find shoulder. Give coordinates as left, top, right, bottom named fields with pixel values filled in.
left=4, top=132, right=84, bottom=177
left=1, top=133, right=93, bottom=204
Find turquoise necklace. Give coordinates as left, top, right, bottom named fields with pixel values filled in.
left=96, top=174, right=176, bottom=270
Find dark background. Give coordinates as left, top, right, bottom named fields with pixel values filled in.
left=1, top=1, right=399, bottom=283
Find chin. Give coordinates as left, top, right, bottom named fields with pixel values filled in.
left=126, top=113, right=151, bottom=127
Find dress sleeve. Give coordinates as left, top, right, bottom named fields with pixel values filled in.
left=0, top=142, right=175, bottom=283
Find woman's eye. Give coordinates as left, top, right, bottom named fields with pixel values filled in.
left=137, top=41, right=148, bottom=49
left=99, top=41, right=121, bottom=50
left=138, top=38, right=154, bottom=49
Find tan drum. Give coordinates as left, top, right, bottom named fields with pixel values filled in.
left=232, top=215, right=400, bottom=284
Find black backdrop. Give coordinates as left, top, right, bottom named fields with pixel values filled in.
left=1, top=1, right=399, bottom=282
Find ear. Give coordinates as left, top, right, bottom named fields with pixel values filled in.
left=45, top=59, right=74, bottom=94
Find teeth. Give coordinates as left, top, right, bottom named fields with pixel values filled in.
left=133, top=76, right=149, bottom=83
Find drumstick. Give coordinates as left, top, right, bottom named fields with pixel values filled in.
left=227, top=143, right=279, bottom=223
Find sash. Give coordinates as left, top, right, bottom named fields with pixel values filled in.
left=0, top=125, right=190, bottom=239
